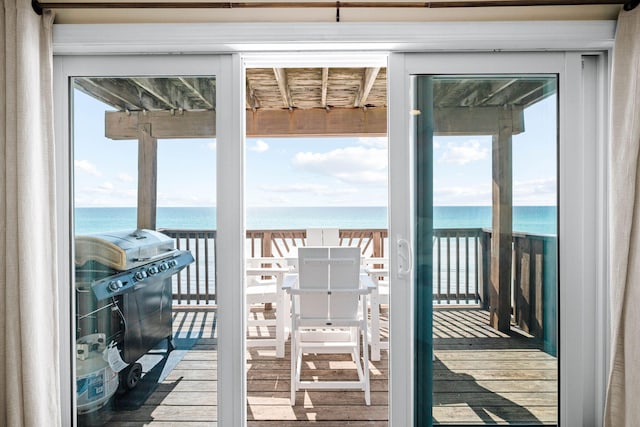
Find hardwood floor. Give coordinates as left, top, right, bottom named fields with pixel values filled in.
left=99, top=306, right=556, bottom=426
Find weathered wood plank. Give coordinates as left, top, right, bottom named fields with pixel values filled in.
left=102, top=307, right=558, bottom=426
left=135, top=122, right=157, bottom=230
left=489, top=107, right=515, bottom=333
left=107, top=405, right=217, bottom=422
left=247, top=405, right=388, bottom=421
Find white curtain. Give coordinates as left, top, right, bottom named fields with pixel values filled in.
left=0, top=1, right=60, bottom=426
left=605, top=6, right=640, bottom=427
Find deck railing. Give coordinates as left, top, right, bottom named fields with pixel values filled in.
left=159, top=227, right=557, bottom=350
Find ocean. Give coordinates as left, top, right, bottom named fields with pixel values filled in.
left=74, top=206, right=557, bottom=236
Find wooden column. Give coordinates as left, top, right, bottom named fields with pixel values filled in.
left=136, top=122, right=158, bottom=230
left=489, top=108, right=513, bottom=333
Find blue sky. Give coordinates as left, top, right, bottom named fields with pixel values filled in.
left=73, top=87, right=556, bottom=208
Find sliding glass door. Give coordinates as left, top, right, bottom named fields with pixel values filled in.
left=54, top=54, right=244, bottom=426
left=388, top=52, right=605, bottom=426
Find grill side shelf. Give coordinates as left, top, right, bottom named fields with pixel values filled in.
left=91, top=250, right=194, bottom=301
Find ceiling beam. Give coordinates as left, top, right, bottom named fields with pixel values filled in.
left=131, top=77, right=179, bottom=110
left=273, top=67, right=293, bottom=109
left=178, top=77, right=214, bottom=109
left=321, top=67, right=329, bottom=109
left=355, top=67, right=380, bottom=108
left=246, top=79, right=259, bottom=111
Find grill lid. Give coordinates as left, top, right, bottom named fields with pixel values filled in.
left=75, top=229, right=176, bottom=271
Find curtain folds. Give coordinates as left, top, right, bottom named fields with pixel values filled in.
left=605, top=7, right=640, bottom=427
left=0, top=1, right=60, bottom=426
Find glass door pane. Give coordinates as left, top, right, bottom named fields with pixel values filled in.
left=71, top=75, right=218, bottom=425
left=413, top=74, right=558, bottom=425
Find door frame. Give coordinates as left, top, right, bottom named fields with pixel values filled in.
left=53, top=54, right=245, bottom=426
left=388, top=51, right=610, bottom=425
left=53, top=23, right=613, bottom=427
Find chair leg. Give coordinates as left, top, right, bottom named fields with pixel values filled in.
left=362, top=322, right=371, bottom=406
left=290, top=330, right=297, bottom=405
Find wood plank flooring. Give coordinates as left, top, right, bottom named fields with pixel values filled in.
left=99, top=306, right=556, bottom=426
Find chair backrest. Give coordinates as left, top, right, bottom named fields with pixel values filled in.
left=297, top=246, right=361, bottom=321
left=305, top=228, right=340, bottom=246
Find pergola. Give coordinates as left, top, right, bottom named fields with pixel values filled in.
left=73, top=67, right=554, bottom=333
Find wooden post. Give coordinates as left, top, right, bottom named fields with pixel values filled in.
left=137, top=122, right=158, bottom=230
left=478, top=230, right=491, bottom=309
left=372, top=231, right=382, bottom=258
left=489, top=109, right=513, bottom=333
left=262, top=232, right=273, bottom=310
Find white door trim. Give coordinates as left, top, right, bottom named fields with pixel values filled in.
left=52, top=21, right=615, bottom=55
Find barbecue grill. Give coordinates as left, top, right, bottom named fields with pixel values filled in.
left=74, top=229, right=194, bottom=415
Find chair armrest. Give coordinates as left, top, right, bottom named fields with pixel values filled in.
left=282, top=273, right=298, bottom=291
left=359, top=274, right=376, bottom=293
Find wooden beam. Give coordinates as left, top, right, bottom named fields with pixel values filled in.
left=247, top=108, right=387, bottom=137
left=137, top=122, right=158, bottom=230
left=489, top=108, right=514, bottom=334
left=131, top=77, right=179, bottom=110
left=106, top=106, right=523, bottom=139
left=246, top=79, right=259, bottom=110
left=272, top=68, right=292, bottom=109
left=106, top=110, right=216, bottom=139
left=355, top=67, right=380, bottom=108
left=321, top=67, right=329, bottom=108
left=178, top=77, right=214, bottom=109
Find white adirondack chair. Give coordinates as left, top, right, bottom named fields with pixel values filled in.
left=288, top=246, right=371, bottom=405
left=246, top=257, right=284, bottom=348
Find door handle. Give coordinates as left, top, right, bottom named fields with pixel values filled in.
left=397, top=237, right=412, bottom=278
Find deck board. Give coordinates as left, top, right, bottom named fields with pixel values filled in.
left=100, top=307, right=557, bottom=426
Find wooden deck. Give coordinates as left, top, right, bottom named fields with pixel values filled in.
left=102, top=306, right=557, bottom=426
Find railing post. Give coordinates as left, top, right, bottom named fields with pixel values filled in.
left=262, top=231, right=273, bottom=258
left=373, top=231, right=382, bottom=258
left=478, top=230, right=491, bottom=310
left=261, top=232, right=273, bottom=310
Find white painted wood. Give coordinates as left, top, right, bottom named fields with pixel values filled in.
left=215, top=53, right=246, bottom=426
left=388, top=51, right=414, bottom=427
left=53, top=55, right=73, bottom=427
left=53, top=21, right=615, bottom=55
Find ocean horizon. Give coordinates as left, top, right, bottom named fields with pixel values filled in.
left=74, top=206, right=557, bottom=236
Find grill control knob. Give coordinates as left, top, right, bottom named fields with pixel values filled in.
left=147, top=266, right=159, bottom=275
left=108, top=281, right=120, bottom=292
left=159, top=263, right=169, bottom=272
left=134, top=271, right=147, bottom=281
left=169, top=260, right=178, bottom=268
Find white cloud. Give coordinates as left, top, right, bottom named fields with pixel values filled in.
left=157, top=192, right=215, bottom=207
left=514, top=178, right=557, bottom=205
left=75, top=159, right=102, bottom=177
left=439, top=139, right=488, bottom=165
left=434, top=185, right=492, bottom=206
left=292, top=146, right=387, bottom=185
left=433, top=177, right=557, bottom=206
left=357, top=137, right=387, bottom=149
left=99, top=182, right=114, bottom=191
left=249, top=140, right=269, bottom=152
left=118, top=172, right=134, bottom=182
left=262, top=183, right=357, bottom=196
left=74, top=186, right=136, bottom=207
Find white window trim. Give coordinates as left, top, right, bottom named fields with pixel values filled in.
left=53, top=22, right=613, bottom=427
